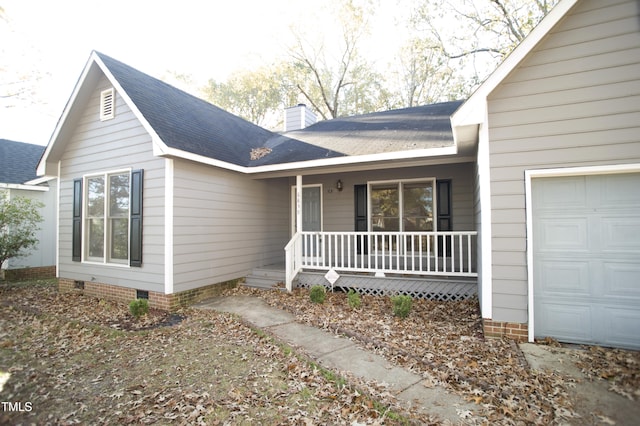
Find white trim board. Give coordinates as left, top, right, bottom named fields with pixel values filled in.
left=164, top=158, right=174, bottom=295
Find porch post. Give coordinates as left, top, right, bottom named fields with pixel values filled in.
left=296, top=175, right=302, bottom=234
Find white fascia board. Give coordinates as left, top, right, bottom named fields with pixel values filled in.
left=24, top=176, right=56, bottom=185
left=157, top=144, right=458, bottom=175
left=248, top=145, right=458, bottom=174
left=451, top=0, right=579, bottom=128
left=157, top=146, right=250, bottom=173
left=0, top=183, right=49, bottom=192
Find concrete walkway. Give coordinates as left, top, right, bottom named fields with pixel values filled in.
left=195, top=295, right=475, bottom=423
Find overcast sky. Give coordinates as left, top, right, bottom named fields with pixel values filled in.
left=1, top=0, right=409, bottom=145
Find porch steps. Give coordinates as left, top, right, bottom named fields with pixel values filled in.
left=243, top=266, right=287, bottom=290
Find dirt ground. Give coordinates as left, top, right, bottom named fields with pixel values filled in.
left=240, top=286, right=640, bottom=425
left=1, top=280, right=639, bottom=425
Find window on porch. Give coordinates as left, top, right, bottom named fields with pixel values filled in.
left=370, top=179, right=435, bottom=252
left=370, top=180, right=435, bottom=232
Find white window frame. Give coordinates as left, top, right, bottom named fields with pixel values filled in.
left=83, top=168, right=131, bottom=266
left=367, top=178, right=437, bottom=233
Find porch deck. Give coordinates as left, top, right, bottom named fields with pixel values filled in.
left=243, top=264, right=477, bottom=301
left=296, top=270, right=477, bottom=301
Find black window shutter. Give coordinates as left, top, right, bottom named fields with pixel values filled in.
left=72, top=178, right=82, bottom=261
left=354, top=184, right=368, bottom=254
left=129, top=169, right=144, bottom=267
left=436, top=179, right=452, bottom=256
left=436, top=179, right=452, bottom=231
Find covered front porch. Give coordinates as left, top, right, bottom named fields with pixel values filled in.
left=256, top=158, right=480, bottom=300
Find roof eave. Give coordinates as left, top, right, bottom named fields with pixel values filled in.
left=158, top=144, right=459, bottom=175
left=24, top=176, right=56, bottom=185
left=0, top=182, right=49, bottom=192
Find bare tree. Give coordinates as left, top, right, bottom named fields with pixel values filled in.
left=201, top=65, right=285, bottom=127
left=0, top=5, right=48, bottom=106
left=406, top=0, right=559, bottom=99
left=287, top=0, right=386, bottom=119
left=392, top=36, right=468, bottom=107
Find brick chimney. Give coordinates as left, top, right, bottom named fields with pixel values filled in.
left=284, top=104, right=317, bottom=132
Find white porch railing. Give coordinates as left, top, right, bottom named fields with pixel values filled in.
left=285, top=231, right=477, bottom=291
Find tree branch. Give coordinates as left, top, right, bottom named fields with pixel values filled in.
left=447, top=47, right=504, bottom=59
left=490, top=0, right=525, bottom=41
left=296, top=83, right=328, bottom=121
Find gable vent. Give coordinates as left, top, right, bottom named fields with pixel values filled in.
left=99, top=88, right=115, bottom=121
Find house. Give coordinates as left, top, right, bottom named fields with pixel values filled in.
left=37, top=0, right=639, bottom=349
left=0, top=139, right=57, bottom=280
left=36, top=49, right=476, bottom=307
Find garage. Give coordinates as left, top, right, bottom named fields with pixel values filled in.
left=532, top=172, right=640, bottom=349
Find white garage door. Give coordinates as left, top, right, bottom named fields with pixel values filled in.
left=532, top=172, right=640, bottom=350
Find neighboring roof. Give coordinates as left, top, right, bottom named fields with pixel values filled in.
left=0, top=139, right=45, bottom=184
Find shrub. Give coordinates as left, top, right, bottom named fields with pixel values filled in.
left=0, top=193, right=44, bottom=269
left=309, top=285, right=326, bottom=304
left=347, top=289, right=361, bottom=309
left=391, top=295, right=412, bottom=318
left=129, top=298, right=149, bottom=318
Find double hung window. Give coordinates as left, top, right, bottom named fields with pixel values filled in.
left=85, top=171, right=130, bottom=264
left=73, top=169, right=143, bottom=266
left=369, top=179, right=435, bottom=253
left=370, top=179, right=435, bottom=232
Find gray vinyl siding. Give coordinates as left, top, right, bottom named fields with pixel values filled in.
left=296, top=163, right=475, bottom=232
left=172, top=160, right=289, bottom=293
left=487, top=0, right=640, bottom=323
left=58, top=75, right=166, bottom=292
left=5, top=182, right=57, bottom=269
left=284, top=105, right=316, bottom=131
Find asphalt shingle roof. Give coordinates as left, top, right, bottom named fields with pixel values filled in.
left=97, top=53, right=342, bottom=167
left=264, top=101, right=463, bottom=161
left=96, top=52, right=461, bottom=168
left=0, top=139, right=45, bottom=184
